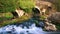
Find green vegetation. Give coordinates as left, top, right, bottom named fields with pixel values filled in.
left=0, top=0, right=35, bottom=13
left=0, top=0, right=19, bottom=12
left=3, top=12, right=13, bottom=19
left=0, top=15, right=31, bottom=27
left=0, top=12, right=13, bottom=20
left=40, top=15, right=46, bottom=20
left=56, top=25, right=60, bottom=30
left=53, top=23, right=60, bottom=30
left=0, top=0, right=35, bottom=27
left=19, top=0, right=35, bottom=13
left=0, top=0, right=60, bottom=31
left=52, top=0, right=60, bottom=30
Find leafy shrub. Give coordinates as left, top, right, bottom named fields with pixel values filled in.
left=3, top=12, right=13, bottom=19
left=0, top=0, right=35, bottom=13
left=19, top=0, right=35, bottom=13
left=0, top=0, right=19, bottom=12
left=40, top=15, right=46, bottom=20
left=0, top=12, right=13, bottom=20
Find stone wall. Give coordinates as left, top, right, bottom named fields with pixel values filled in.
left=35, top=0, right=57, bottom=16
left=15, top=9, right=25, bottom=17
left=38, top=0, right=60, bottom=12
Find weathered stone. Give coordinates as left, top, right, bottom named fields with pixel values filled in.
left=45, top=21, right=57, bottom=31
left=35, top=0, right=57, bottom=16
left=15, top=9, right=25, bottom=17
left=47, top=12, right=60, bottom=23
left=44, top=18, right=57, bottom=31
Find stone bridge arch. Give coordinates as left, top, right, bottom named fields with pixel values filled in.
left=35, top=0, right=57, bottom=16
left=32, top=6, right=41, bottom=20
left=32, top=6, right=40, bottom=14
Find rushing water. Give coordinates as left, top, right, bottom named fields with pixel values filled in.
left=0, top=23, right=46, bottom=34
left=0, top=17, right=45, bottom=34
left=0, top=18, right=60, bottom=34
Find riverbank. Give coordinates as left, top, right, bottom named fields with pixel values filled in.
left=0, top=12, right=31, bottom=27
left=0, top=0, right=60, bottom=32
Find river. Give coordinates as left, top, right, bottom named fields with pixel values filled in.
left=0, top=18, right=60, bottom=34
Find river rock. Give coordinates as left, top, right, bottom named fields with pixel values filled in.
left=44, top=19, right=57, bottom=31
left=45, top=22, right=57, bottom=31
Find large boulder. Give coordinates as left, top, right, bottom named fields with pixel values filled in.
left=47, top=12, right=60, bottom=23
left=45, top=23, right=57, bottom=31
left=44, top=18, right=57, bottom=31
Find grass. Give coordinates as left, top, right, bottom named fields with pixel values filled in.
left=19, top=0, right=35, bottom=13
left=40, top=15, right=47, bottom=20
left=0, top=12, right=31, bottom=27
left=0, top=0, right=35, bottom=27
left=0, top=12, right=14, bottom=24
left=0, top=12, right=13, bottom=20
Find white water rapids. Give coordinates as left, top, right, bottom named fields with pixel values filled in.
left=0, top=23, right=47, bottom=34
left=0, top=18, right=59, bottom=34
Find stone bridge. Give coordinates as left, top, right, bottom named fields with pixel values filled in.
left=12, top=0, right=57, bottom=18
left=35, top=0, right=56, bottom=17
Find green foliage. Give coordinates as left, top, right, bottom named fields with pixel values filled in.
left=0, top=0, right=35, bottom=13
left=40, top=15, right=46, bottom=20
left=19, top=0, right=35, bottom=13
left=0, top=15, right=30, bottom=27
left=53, top=23, right=60, bottom=30
left=0, top=0, right=19, bottom=12
left=34, top=20, right=39, bottom=25
left=3, top=12, right=13, bottom=19
left=0, top=12, right=13, bottom=20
